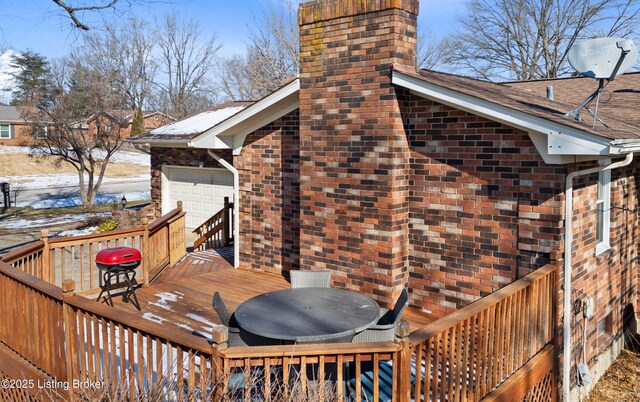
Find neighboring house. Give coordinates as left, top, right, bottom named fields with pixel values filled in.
left=0, top=105, right=31, bottom=145
left=85, top=110, right=175, bottom=139
left=132, top=0, right=640, bottom=398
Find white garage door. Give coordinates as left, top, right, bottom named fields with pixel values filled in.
left=163, top=166, right=234, bottom=229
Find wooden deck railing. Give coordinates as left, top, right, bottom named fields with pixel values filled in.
left=218, top=341, right=403, bottom=401
left=0, top=245, right=559, bottom=402
left=63, top=286, right=221, bottom=401
left=193, top=196, right=234, bottom=250
left=0, top=263, right=66, bottom=382
left=0, top=203, right=186, bottom=294
left=407, top=262, right=559, bottom=402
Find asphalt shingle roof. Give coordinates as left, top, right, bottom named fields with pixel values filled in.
left=394, top=64, right=640, bottom=140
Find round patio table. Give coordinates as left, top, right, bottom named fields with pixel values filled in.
left=234, top=288, right=380, bottom=342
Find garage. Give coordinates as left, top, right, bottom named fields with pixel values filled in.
left=162, top=166, right=234, bottom=229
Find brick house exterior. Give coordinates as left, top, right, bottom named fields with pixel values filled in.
left=0, top=105, right=35, bottom=145
left=135, top=0, right=640, bottom=396
left=86, top=110, right=174, bottom=140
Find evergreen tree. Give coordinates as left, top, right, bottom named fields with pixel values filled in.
left=130, top=107, right=145, bottom=136
left=8, top=51, right=52, bottom=106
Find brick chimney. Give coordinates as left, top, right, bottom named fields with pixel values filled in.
left=298, top=0, right=418, bottom=305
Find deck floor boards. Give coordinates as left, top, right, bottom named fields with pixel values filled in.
left=107, top=251, right=440, bottom=343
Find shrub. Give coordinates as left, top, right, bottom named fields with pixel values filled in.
left=97, top=219, right=119, bottom=233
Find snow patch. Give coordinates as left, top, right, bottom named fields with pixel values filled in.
left=0, top=213, right=109, bottom=229
left=142, top=312, right=166, bottom=325
left=185, top=313, right=218, bottom=328
left=9, top=174, right=149, bottom=189
left=176, top=323, right=213, bottom=342
left=58, top=226, right=99, bottom=237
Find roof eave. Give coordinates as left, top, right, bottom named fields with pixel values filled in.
left=191, top=79, right=300, bottom=155
left=391, top=69, right=625, bottom=164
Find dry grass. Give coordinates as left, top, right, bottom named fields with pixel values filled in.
left=586, top=349, right=640, bottom=402
left=0, top=153, right=148, bottom=178
left=77, top=368, right=342, bottom=402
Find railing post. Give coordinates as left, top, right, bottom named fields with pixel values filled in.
left=62, top=280, right=76, bottom=401
left=396, top=319, right=412, bottom=402
left=223, top=196, right=230, bottom=246
left=41, top=229, right=51, bottom=282
left=141, top=218, right=150, bottom=286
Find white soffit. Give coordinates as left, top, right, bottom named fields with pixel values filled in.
left=391, top=70, right=617, bottom=163
left=191, top=79, right=300, bottom=155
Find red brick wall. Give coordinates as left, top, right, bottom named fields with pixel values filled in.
left=149, top=147, right=232, bottom=217
left=298, top=0, right=418, bottom=306
left=566, top=161, right=640, bottom=380
left=399, top=92, right=566, bottom=315
left=235, top=111, right=300, bottom=275
left=0, top=123, right=35, bottom=145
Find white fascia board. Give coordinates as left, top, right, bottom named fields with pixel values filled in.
left=392, top=71, right=612, bottom=157
left=126, top=139, right=191, bottom=148
left=190, top=79, right=300, bottom=152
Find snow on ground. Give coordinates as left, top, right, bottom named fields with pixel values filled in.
left=57, top=226, right=99, bottom=237
left=0, top=213, right=109, bottom=229
left=15, top=190, right=150, bottom=209
left=0, top=145, right=31, bottom=155
left=10, top=173, right=149, bottom=189
left=0, top=145, right=150, bottom=166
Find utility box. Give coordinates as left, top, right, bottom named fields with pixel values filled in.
left=1, top=182, right=10, bottom=208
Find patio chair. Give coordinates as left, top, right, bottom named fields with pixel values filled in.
left=212, top=291, right=269, bottom=347
left=352, top=288, right=408, bottom=343
left=294, top=329, right=356, bottom=344
left=290, top=270, right=332, bottom=288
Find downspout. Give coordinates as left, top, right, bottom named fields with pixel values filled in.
left=208, top=150, right=240, bottom=269
left=563, top=152, right=633, bottom=401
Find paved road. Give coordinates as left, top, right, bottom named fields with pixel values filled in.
left=14, top=180, right=150, bottom=208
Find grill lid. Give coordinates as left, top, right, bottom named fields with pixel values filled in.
left=96, top=247, right=142, bottom=266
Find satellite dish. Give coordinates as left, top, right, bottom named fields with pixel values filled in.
left=566, top=37, right=638, bottom=127
left=568, top=37, right=638, bottom=79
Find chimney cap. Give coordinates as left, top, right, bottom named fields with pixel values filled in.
left=299, top=0, right=419, bottom=26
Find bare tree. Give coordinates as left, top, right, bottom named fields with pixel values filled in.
left=447, top=0, right=640, bottom=81
left=416, top=32, right=450, bottom=71
left=217, top=0, right=299, bottom=101
left=154, top=13, right=221, bottom=117
left=51, top=0, right=176, bottom=31
left=73, top=18, right=156, bottom=111
left=24, top=60, right=129, bottom=206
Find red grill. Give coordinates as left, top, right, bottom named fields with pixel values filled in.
left=96, top=247, right=142, bottom=272
left=96, top=247, right=142, bottom=310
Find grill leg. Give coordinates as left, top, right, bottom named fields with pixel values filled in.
left=96, top=269, right=115, bottom=307
left=122, top=271, right=141, bottom=311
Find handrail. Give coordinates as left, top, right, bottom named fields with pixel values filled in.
left=0, top=261, right=63, bottom=300
left=192, top=209, right=225, bottom=235
left=0, top=240, right=44, bottom=263
left=148, top=207, right=182, bottom=233
left=48, top=227, right=143, bottom=245
left=409, top=262, right=558, bottom=344
left=64, top=294, right=215, bottom=354
left=192, top=197, right=234, bottom=250
left=219, top=341, right=400, bottom=359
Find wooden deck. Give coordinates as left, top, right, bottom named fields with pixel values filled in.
left=108, top=250, right=439, bottom=342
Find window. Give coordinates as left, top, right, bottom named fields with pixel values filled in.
left=0, top=124, right=11, bottom=139
left=596, top=166, right=611, bottom=255
left=35, top=125, right=48, bottom=139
